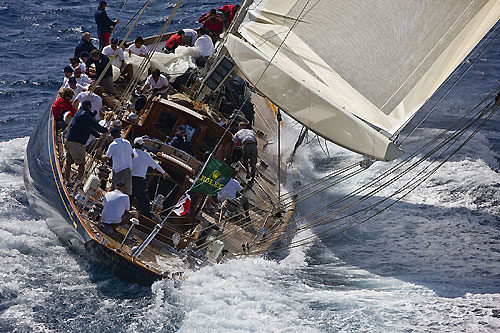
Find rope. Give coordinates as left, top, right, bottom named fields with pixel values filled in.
left=76, top=0, right=153, bottom=182
left=113, top=0, right=182, bottom=118
left=263, top=95, right=497, bottom=249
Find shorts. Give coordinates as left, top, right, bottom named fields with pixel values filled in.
left=100, top=76, right=115, bottom=95
left=98, top=32, right=111, bottom=47
left=242, top=142, right=257, bottom=169
left=65, top=140, right=86, bottom=165
left=112, top=167, right=132, bottom=195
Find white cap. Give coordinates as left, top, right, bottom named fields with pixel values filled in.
left=134, top=137, right=144, bottom=146
left=113, top=119, right=122, bottom=127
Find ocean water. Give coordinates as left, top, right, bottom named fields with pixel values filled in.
left=1, top=1, right=499, bottom=332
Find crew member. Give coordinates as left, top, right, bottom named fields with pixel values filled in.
left=233, top=122, right=257, bottom=184
left=52, top=88, right=77, bottom=130
left=219, top=4, right=240, bottom=28
left=95, top=0, right=117, bottom=50
left=193, top=27, right=215, bottom=67
left=102, top=37, right=134, bottom=80
left=182, top=28, right=198, bottom=46
left=79, top=52, right=90, bottom=71
left=200, top=9, right=224, bottom=43
left=101, top=182, right=132, bottom=228
left=102, top=128, right=134, bottom=195
left=73, top=90, right=102, bottom=120
left=69, top=57, right=86, bottom=73
left=164, top=30, right=185, bottom=54
left=65, top=77, right=85, bottom=99
left=169, top=125, right=194, bottom=156
left=127, top=37, right=148, bottom=57
left=74, top=32, right=97, bottom=59
left=73, top=66, right=92, bottom=88
left=131, top=137, right=169, bottom=218
left=65, top=100, right=107, bottom=182
left=139, top=69, right=169, bottom=97
left=86, top=49, right=117, bottom=97
left=63, top=66, right=73, bottom=85
left=136, top=69, right=170, bottom=111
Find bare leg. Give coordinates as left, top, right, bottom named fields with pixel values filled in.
left=125, top=64, right=133, bottom=80
left=65, top=162, right=72, bottom=182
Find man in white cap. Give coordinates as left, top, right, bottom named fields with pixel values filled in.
left=102, top=128, right=134, bottom=195
left=131, top=137, right=170, bottom=218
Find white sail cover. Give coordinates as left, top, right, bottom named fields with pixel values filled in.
left=225, top=0, right=500, bottom=160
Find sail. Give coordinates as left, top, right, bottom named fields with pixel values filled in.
left=225, top=0, right=500, bottom=161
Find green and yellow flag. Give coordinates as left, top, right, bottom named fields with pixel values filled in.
left=190, top=156, right=232, bottom=196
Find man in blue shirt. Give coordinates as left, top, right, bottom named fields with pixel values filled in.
left=65, top=100, right=107, bottom=182
left=86, top=49, right=117, bottom=96
left=74, top=32, right=97, bottom=59
left=169, top=125, right=194, bottom=156
left=95, top=1, right=118, bottom=50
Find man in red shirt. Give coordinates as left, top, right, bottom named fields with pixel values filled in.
left=219, top=4, right=240, bottom=28
left=52, top=88, right=77, bottom=130
left=200, top=9, right=224, bottom=43
left=164, top=30, right=185, bottom=53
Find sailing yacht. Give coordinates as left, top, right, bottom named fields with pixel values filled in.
left=23, top=0, right=500, bottom=285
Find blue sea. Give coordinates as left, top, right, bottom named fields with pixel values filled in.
left=1, top=1, right=499, bottom=332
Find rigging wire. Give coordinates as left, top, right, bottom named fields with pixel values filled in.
left=262, top=102, right=499, bottom=254
left=115, top=2, right=149, bottom=38
left=261, top=89, right=499, bottom=249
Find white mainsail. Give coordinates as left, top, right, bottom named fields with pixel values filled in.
left=224, top=0, right=500, bottom=161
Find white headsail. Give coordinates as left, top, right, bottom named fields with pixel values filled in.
left=225, top=0, right=500, bottom=161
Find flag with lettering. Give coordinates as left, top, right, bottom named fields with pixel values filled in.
left=190, top=156, right=232, bottom=196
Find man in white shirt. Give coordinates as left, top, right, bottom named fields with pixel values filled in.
left=73, top=91, right=103, bottom=120
left=73, top=67, right=92, bottom=88
left=138, top=69, right=170, bottom=111
left=208, top=169, right=251, bottom=222
left=194, top=27, right=215, bottom=67
left=127, top=36, right=148, bottom=57
left=102, top=128, right=134, bottom=195
left=131, top=137, right=170, bottom=217
left=103, top=37, right=133, bottom=80
left=233, top=122, right=258, bottom=184
left=64, top=77, right=85, bottom=100
left=101, top=182, right=130, bottom=225
left=139, top=69, right=169, bottom=96
left=183, top=28, right=198, bottom=46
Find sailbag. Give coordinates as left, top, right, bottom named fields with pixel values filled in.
left=225, top=0, right=500, bottom=161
